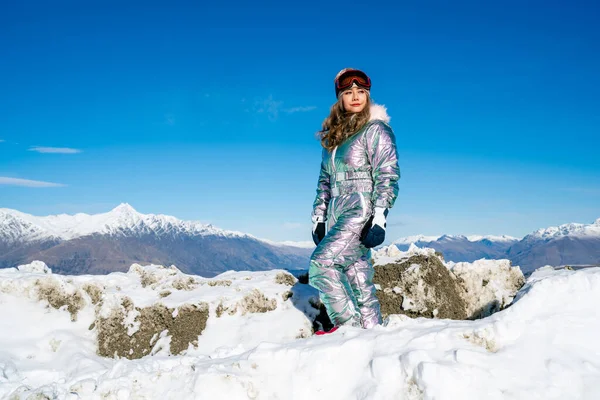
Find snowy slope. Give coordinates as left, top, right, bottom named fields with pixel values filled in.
left=1, top=260, right=600, bottom=399
left=465, top=234, right=519, bottom=242
left=524, top=218, right=600, bottom=241
left=393, top=234, right=442, bottom=245
left=0, top=204, right=252, bottom=243
left=0, top=210, right=58, bottom=243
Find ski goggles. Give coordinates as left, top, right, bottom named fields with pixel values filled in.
left=335, top=69, right=371, bottom=95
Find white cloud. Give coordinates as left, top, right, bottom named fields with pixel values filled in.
left=0, top=177, right=66, bottom=188
left=253, top=96, right=317, bottom=120
left=284, top=106, right=317, bottom=114
left=254, top=95, right=283, bottom=121
left=28, top=146, right=82, bottom=154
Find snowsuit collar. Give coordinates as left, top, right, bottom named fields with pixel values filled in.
left=369, top=104, right=390, bottom=124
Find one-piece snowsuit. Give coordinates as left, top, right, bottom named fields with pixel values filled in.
left=309, top=104, right=400, bottom=328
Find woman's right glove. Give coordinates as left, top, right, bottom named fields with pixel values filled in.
left=312, top=220, right=326, bottom=246
left=361, top=207, right=388, bottom=248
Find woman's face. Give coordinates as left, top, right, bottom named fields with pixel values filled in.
left=341, top=86, right=368, bottom=113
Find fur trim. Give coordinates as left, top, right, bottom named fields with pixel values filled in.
left=369, top=104, right=390, bottom=123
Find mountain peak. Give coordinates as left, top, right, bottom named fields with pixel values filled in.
left=111, top=203, right=138, bottom=215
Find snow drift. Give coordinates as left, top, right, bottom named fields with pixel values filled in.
left=1, top=251, right=600, bottom=399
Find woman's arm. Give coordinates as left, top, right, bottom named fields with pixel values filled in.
left=366, top=121, right=400, bottom=209
left=311, top=150, right=331, bottom=223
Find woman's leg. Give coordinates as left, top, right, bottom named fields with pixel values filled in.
left=345, top=250, right=382, bottom=328
left=308, top=219, right=365, bottom=327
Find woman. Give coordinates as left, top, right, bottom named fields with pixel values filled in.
left=309, top=68, right=400, bottom=333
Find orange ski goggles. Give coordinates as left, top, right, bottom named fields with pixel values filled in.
left=335, top=69, right=371, bottom=97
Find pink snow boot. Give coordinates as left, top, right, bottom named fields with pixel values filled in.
left=314, top=326, right=339, bottom=336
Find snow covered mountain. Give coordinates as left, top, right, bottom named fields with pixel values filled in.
left=0, top=204, right=312, bottom=276
left=522, top=218, right=600, bottom=241
left=507, top=218, right=600, bottom=273
left=394, top=219, right=600, bottom=273
left=0, top=203, right=252, bottom=243
left=394, top=234, right=519, bottom=262
left=4, top=205, right=598, bottom=276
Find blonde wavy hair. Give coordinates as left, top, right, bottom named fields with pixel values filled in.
left=319, top=96, right=371, bottom=151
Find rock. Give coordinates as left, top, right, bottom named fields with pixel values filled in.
left=274, top=272, right=297, bottom=286
left=35, top=277, right=84, bottom=321
left=374, top=254, right=468, bottom=320
left=96, top=301, right=209, bottom=359
left=374, top=251, right=525, bottom=321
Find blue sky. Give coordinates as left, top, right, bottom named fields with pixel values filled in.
left=1, top=0, right=599, bottom=242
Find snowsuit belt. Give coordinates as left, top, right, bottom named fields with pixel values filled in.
left=330, top=171, right=373, bottom=197
left=330, top=171, right=371, bottom=183
left=330, top=182, right=373, bottom=197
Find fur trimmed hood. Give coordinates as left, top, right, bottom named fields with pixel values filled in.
left=369, top=104, right=391, bottom=123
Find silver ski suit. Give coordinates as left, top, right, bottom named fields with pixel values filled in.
left=309, top=105, right=400, bottom=329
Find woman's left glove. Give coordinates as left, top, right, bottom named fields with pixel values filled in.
left=312, top=221, right=326, bottom=246
left=361, top=207, right=388, bottom=248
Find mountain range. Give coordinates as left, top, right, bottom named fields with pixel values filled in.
left=0, top=204, right=312, bottom=276
left=394, top=219, right=600, bottom=273
left=1, top=204, right=599, bottom=275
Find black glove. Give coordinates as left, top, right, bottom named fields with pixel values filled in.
left=312, top=221, right=326, bottom=246
left=361, top=208, right=388, bottom=248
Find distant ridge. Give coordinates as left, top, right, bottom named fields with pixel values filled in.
left=393, top=218, right=600, bottom=273
left=0, top=203, right=252, bottom=242
left=0, top=204, right=312, bottom=276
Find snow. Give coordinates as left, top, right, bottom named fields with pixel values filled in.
left=17, top=260, right=51, bottom=274
left=465, top=234, right=520, bottom=242
left=448, top=259, right=525, bottom=318
left=0, top=210, right=56, bottom=242
left=3, top=258, right=600, bottom=399
left=262, top=239, right=315, bottom=249
left=393, top=235, right=441, bottom=245
left=372, top=243, right=438, bottom=266
left=0, top=204, right=271, bottom=244
left=527, top=219, right=600, bottom=241
left=394, top=234, right=520, bottom=245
